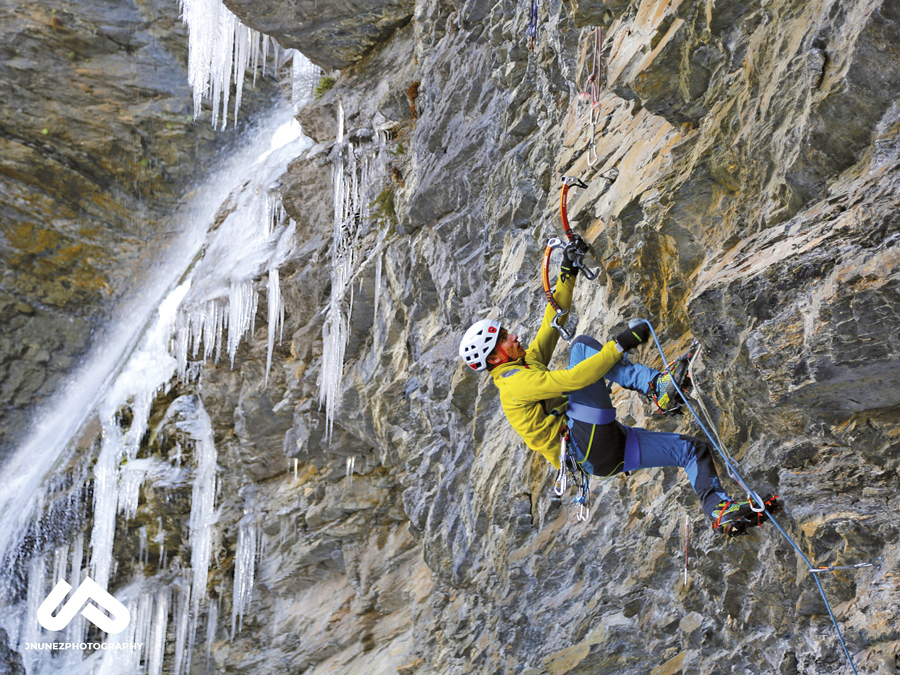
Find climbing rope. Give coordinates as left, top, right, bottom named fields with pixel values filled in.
left=636, top=319, right=873, bottom=675
left=686, top=346, right=764, bottom=512
left=583, top=27, right=602, bottom=102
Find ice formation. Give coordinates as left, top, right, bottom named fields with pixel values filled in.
left=320, top=103, right=392, bottom=443
left=231, top=511, right=263, bottom=639
left=0, top=2, right=328, bottom=672
left=180, top=0, right=270, bottom=127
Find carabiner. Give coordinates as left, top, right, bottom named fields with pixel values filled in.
left=551, top=309, right=575, bottom=342
left=578, top=263, right=600, bottom=280
left=562, top=175, right=589, bottom=190
left=554, top=434, right=568, bottom=496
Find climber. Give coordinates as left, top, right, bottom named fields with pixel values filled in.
left=459, top=237, right=778, bottom=536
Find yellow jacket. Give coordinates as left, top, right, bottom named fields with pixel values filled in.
left=489, top=274, right=623, bottom=469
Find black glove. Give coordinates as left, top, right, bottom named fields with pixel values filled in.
left=615, top=320, right=651, bottom=351
left=560, top=235, right=590, bottom=281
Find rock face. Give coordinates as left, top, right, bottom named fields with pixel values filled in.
left=0, top=0, right=278, bottom=461
left=223, top=0, right=415, bottom=70
left=6, top=0, right=900, bottom=674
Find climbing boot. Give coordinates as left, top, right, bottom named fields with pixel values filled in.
left=741, top=494, right=783, bottom=529
left=711, top=499, right=756, bottom=537
left=650, top=345, right=694, bottom=414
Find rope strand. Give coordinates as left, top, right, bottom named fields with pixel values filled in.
left=639, top=320, right=868, bottom=675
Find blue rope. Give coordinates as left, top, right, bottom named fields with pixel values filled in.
left=635, top=320, right=862, bottom=675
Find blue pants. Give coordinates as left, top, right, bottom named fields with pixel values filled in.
left=566, top=336, right=728, bottom=516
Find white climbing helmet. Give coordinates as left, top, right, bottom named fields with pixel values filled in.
left=459, top=319, right=502, bottom=372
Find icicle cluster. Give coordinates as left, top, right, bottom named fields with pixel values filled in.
left=290, top=49, right=323, bottom=111
left=179, top=0, right=277, bottom=127
left=154, top=395, right=220, bottom=675
left=172, top=189, right=298, bottom=382
left=231, top=511, right=264, bottom=639
left=319, top=106, right=392, bottom=443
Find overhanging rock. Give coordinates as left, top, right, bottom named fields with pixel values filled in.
left=223, top=0, right=415, bottom=70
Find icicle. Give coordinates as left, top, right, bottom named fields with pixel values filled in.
left=346, top=456, right=355, bottom=489
left=265, top=267, right=283, bottom=387
left=230, top=514, right=259, bottom=639
left=64, top=533, right=86, bottom=652
left=119, top=459, right=151, bottom=522
left=206, top=597, right=219, bottom=665
left=148, top=587, right=170, bottom=675
left=172, top=581, right=191, bottom=675
left=136, top=526, right=147, bottom=568
left=156, top=516, right=168, bottom=570
left=21, top=555, right=45, bottom=668
left=90, top=422, right=121, bottom=591
left=69, top=531, right=84, bottom=586
left=52, top=543, right=69, bottom=588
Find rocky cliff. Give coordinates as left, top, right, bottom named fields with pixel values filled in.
left=4, top=0, right=900, bottom=674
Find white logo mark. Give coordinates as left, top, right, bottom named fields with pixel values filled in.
left=37, top=577, right=131, bottom=634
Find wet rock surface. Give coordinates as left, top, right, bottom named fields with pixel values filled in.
left=6, top=0, right=900, bottom=673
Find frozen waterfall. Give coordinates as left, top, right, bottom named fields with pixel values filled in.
left=0, top=99, right=313, bottom=675
left=0, top=0, right=327, bottom=671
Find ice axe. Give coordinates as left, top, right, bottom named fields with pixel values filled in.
left=541, top=176, right=600, bottom=341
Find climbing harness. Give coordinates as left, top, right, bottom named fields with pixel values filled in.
left=634, top=319, right=875, bottom=675
left=542, top=176, right=600, bottom=342
left=554, top=430, right=592, bottom=521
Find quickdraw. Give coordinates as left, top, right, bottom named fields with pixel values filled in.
left=554, top=431, right=592, bottom=521
left=553, top=432, right=569, bottom=495
left=584, top=27, right=603, bottom=166
left=527, top=0, right=539, bottom=51
left=810, top=563, right=875, bottom=574
left=542, top=176, right=600, bottom=341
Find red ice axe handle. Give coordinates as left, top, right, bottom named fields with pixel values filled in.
left=542, top=237, right=574, bottom=342
left=559, top=176, right=599, bottom=280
